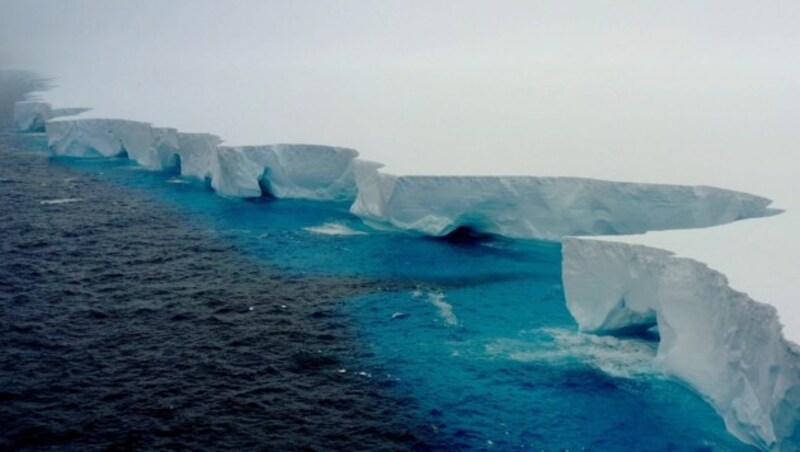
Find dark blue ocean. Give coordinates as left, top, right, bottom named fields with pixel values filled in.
left=0, top=97, right=752, bottom=449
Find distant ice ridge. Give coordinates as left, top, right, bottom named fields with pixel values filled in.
left=42, top=116, right=357, bottom=201
left=13, top=101, right=89, bottom=132
left=562, top=238, right=800, bottom=450
left=351, top=162, right=776, bottom=240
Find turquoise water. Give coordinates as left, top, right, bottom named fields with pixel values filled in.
left=40, top=141, right=750, bottom=450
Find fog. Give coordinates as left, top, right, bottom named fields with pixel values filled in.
left=1, top=0, right=798, bottom=199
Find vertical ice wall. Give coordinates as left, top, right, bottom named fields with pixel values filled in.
left=42, top=115, right=359, bottom=200
left=212, top=144, right=359, bottom=200
left=14, top=101, right=52, bottom=132
left=562, top=238, right=800, bottom=450
left=14, top=101, right=89, bottom=132
left=350, top=163, right=776, bottom=239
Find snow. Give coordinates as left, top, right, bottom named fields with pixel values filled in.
left=350, top=163, right=776, bottom=240
left=562, top=237, right=800, bottom=450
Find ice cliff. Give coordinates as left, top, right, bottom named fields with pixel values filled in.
left=350, top=163, right=774, bottom=240
left=13, top=101, right=89, bottom=132
left=562, top=238, right=800, bottom=450
left=212, top=144, right=358, bottom=200
left=43, top=117, right=356, bottom=201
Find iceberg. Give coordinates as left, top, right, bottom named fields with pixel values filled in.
left=212, top=144, right=358, bottom=200
left=147, top=127, right=182, bottom=171
left=562, top=238, right=800, bottom=450
left=350, top=163, right=776, bottom=240
left=174, top=132, right=222, bottom=181
left=14, top=101, right=51, bottom=132
left=41, top=111, right=357, bottom=200
left=46, top=118, right=187, bottom=170
left=46, top=118, right=143, bottom=158
left=14, top=101, right=90, bottom=132
left=28, top=98, right=798, bottom=449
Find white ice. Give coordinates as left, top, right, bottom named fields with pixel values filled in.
left=562, top=237, right=800, bottom=450
left=14, top=101, right=90, bottom=132
left=212, top=144, right=358, bottom=200
left=350, top=162, right=775, bottom=240
left=44, top=118, right=361, bottom=201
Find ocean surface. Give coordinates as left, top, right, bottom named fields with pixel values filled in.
left=0, top=80, right=752, bottom=450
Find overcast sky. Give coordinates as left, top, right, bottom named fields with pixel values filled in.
left=1, top=0, right=798, bottom=199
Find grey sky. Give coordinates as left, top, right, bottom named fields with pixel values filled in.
left=1, top=0, right=798, bottom=198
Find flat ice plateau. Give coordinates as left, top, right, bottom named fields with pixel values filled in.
left=16, top=94, right=799, bottom=449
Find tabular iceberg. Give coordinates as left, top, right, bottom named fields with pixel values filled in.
left=28, top=98, right=798, bottom=449
left=350, top=163, right=776, bottom=240
left=14, top=101, right=90, bottom=132
left=562, top=238, right=800, bottom=450
left=46, top=118, right=146, bottom=158
left=173, top=132, right=222, bottom=181
left=42, top=114, right=358, bottom=201
left=14, top=101, right=51, bottom=132
left=212, top=144, right=359, bottom=200
left=45, top=117, right=220, bottom=174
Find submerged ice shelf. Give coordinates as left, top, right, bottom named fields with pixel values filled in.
left=16, top=99, right=798, bottom=449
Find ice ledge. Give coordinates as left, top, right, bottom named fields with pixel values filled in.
left=213, top=144, right=359, bottom=200
left=43, top=116, right=357, bottom=201
left=14, top=101, right=90, bottom=132
left=563, top=238, right=800, bottom=450
left=351, top=162, right=777, bottom=240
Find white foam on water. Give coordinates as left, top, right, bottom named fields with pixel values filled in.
left=426, top=291, right=459, bottom=327
left=40, top=197, right=83, bottom=205
left=485, top=327, right=659, bottom=379
left=303, top=222, right=367, bottom=236
left=166, top=177, right=191, bottom=184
